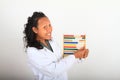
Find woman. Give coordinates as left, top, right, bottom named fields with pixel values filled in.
left=23, top=11, right=89, bottom=80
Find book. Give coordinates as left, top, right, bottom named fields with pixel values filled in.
left=63, top=34, right=86, bottom=57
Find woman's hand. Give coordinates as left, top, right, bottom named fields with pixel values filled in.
left=74, top=47, right=89, bottom=58
left=83, top=48, right=89, bottom=58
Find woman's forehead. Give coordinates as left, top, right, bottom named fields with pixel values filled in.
left=38, top=17, right=50, bottom=24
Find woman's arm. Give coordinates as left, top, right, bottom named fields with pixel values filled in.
left=27, top=47, right=76, bottom=77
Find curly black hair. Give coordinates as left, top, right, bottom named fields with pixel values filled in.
left=23, top=11, right=47, bottom=49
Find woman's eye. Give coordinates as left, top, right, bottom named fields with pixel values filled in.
left=43, top=24, right=51, bottom=29
left=44, top=26, right=47, bottom=28
left=49, top=24, right=51, bottom=27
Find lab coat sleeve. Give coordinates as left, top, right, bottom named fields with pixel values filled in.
left=27, top=47, right=76, bottom=77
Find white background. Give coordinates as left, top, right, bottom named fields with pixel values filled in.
left=0, top=0, right=120, bottom=80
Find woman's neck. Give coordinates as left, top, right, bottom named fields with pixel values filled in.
left=38, top=39, right=48, bottom=47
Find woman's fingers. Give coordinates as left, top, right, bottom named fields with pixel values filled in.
left=74, top=49, right=85, bottom=58
left=83, top=49, right=89, bottom=58
left=74, top=47, right=89, bottom=59
left=79, top=46, right=85, bottom=51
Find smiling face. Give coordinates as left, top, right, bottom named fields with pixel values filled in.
left=32, top=17, right=52, bottom=42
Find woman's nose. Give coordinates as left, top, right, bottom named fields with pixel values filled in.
left=46, top=26, right=52, bottom=32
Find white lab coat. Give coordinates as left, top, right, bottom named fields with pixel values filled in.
left=27, top=39, right=76, bottom=80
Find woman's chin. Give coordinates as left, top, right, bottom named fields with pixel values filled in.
left=46, top=37, right=52, bottom=40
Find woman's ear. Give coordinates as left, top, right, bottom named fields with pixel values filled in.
left=32, top=27, right=38, bottom=33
